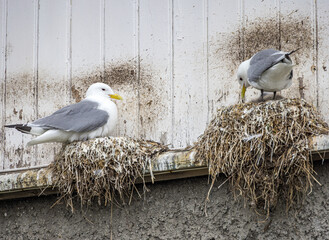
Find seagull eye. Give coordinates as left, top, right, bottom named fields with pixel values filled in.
left=102, top=88, right=106, bottom=91
left=239, top=77, right=243, bottom=81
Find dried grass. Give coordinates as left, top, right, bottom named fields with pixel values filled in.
left=49, top=137, right=168, bottom=212
left=195, top=98, right=328, bottom=217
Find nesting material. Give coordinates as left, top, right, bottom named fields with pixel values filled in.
left=195, top=98, right=328, bottom=217
left=50, top=137, right=168, bottom=211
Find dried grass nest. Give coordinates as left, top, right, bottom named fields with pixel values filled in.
left=50, top=137, right=168, bottom=211
left=195, top=98, right=328, bottom=217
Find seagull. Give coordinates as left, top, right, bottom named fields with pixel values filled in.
left=237, top=48, right=298, bottom=101
left=5, top=82, right=122, bottom=146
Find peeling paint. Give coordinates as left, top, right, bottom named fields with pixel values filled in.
left=0, top=169, right=52, bottom=192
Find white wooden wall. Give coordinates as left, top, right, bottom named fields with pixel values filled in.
left=1, top=0, right=329, bottom=171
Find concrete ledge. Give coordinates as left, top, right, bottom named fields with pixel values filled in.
left=1, top=135, right=329, bottom=200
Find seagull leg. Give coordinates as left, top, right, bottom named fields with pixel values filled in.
left=261, top=90, right=264, bottom=101
left=273, top=91, right=277, bottom=100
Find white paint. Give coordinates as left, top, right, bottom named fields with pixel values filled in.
left=0, top=0, right=6, bottom=170
left=280, top=0, right=317, bottom=105
left=139, top=0, right=173, bottom=145
left=172, top=0, right=208, bottom=147
left=208, top=0, right=241, bottom=114
left=4, top=0, right=37, bottom=169
left=104, top=0, right=139, bottom=139
left=317, top=0, right=329, bottom=123
left=37, top=0, right=70, bottom=166
left=1, top=0, right=329, bottom=171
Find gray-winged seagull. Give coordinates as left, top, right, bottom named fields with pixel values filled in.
left=5, top=82, right=123, bottom=146
left=237, top=48, right=298, bottom=101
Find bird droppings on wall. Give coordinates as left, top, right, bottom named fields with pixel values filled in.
left=213, top=16, right=313, bottom=73
left=71, top=60, right=166, bottom=137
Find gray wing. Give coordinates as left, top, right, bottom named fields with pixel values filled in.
left=247, top=49, right=287, bottom=83
left=31, top=100, right=109, bottom=132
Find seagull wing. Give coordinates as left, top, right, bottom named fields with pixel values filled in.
left=247, top=49, right=288, bottom=83
left=31, top=100, right=109, bottom=132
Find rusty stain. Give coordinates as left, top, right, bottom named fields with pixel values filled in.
left=298, top=77, right=306, bottom=99
left=71, top=85, right=82, bottom=102
left=311, top=65, right=317, bottom=73
left=6, top=72, right=35, bottom=121
left=14, top=147, right=22, bottom=157
left=6, top=42, right=13, bottom=57
left=19, top=109, right=23, bottom=120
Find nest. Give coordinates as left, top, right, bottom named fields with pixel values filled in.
left=50, top=137, right=168, bottom=211
left=195, top=98, right=328, bottom=217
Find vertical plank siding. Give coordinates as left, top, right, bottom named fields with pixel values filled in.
left=317, top=0, right=329, bottom=123
left=37, top=0, right=70, bottom=166
left=0, top=0, right=6, bottom=170
left=1, top=0, right=328, bottom=170
left=4, top=0, right=37, bottom=169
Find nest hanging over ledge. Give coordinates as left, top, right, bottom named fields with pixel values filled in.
left=195, top=98, right=329, bottom=217
left=50, top=137, right=168, bottom=211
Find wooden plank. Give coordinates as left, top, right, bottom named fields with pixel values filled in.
left=280, top=0, right=317, bottom=105
left=70, top=0, right=103, bottom=101
left=172, top=0, right=208, bottom=148
left=208, top=0, right=241, bottom=116
left=138, top=0, right=173, bottom=145
left=36, top=0, right=70, bottom=166
left=4, top=0, right=37, bottom=169
left=317, top=0, right=329, bottom=123
left=104, top=0, right=140, bottom=138
left=0, top=0, right=6, bottom=170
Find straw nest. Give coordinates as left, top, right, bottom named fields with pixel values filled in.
left=195, top=98, right=328, bottom=217
left=50, top=137, right=168, bottom=211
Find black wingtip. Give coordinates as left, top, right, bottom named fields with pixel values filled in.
left=4, top=124, right=20, bottom=128
left=4, top=124, right=31, bottom=133
left=288, top=48, right=301, bottom=55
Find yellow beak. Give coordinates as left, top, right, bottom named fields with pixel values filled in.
left=109, top=93, right=123, bottom=100
left=241, top=84, right=246, bottom=100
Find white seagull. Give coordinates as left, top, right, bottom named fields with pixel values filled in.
left=5, top=82, right=122, bottom=146
left=237, top=48, right=298, bottom=101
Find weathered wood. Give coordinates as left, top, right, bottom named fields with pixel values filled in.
left=317, top=0, right=329, bottom=123
left=1, top=0, right=329, bottom=173
left=139, top=0, right=173, bottom=146
left=172, top=0, right=208, bottom=147
left=280, top=0, right=317, bottom=105
left=0, top=0, right=6, bottom=170
left=4, top=0, right=37, bottom=169
left=208, top=0, right=241, bottom=113
left=1, top=135, right=328, bottom=200
left=104, top=0, right=139, bottom=139
left=37, top=0, right=70, bottom=166
left=71, top=0, right=103, bottom=95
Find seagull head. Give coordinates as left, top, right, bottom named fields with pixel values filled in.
left=86, top=82, right=123, bottom=100
left=237, top=59, right=251, bottom=101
